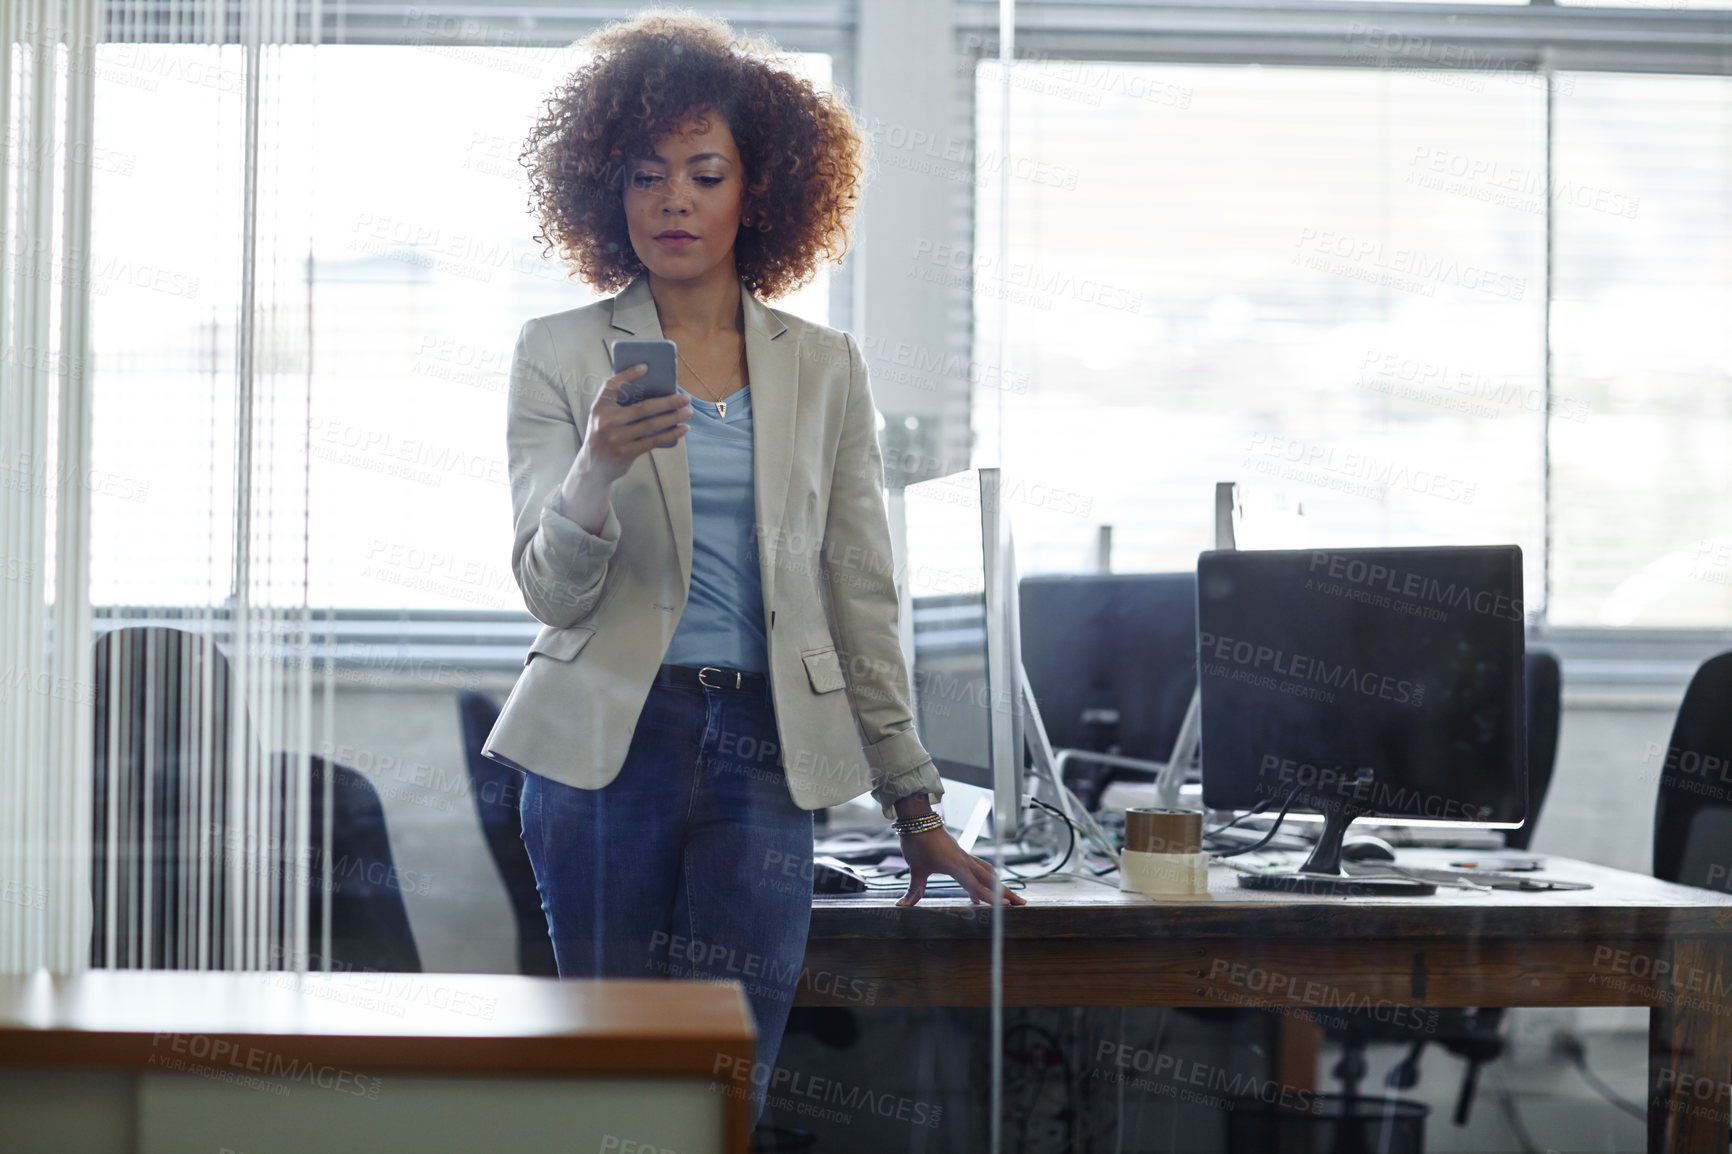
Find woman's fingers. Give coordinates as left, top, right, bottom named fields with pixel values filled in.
left=594, top=385, right=691, bottom=455
left=968, top=854, right=1027, bottom=905
left=617, top=388, right=689, bottom=424
left=596, top=361, right=644, bottom=402
left=624, top=393, right=691, bottom=449
left=942, top=854, right=997, bottom=906
left=610, top=389, right=688, bottom=433
left=954, top=856, right=990, bottom=904
left=894, top=844, right=1029, bottom=908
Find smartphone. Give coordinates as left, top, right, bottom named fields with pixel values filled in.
left=610, top=339, right=679, bottom=407
left=1450, top=856, right=1543, bottom=872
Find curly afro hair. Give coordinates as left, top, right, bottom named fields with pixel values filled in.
left=520, top=10, right=867, bottom=300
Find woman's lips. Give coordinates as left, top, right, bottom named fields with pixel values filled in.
left=654, top=233, right=697, bottom=247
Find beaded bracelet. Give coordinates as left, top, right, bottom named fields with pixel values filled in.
left=891, top=811, right=945, bottom=836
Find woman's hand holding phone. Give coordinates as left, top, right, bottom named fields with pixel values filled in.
left=557, top=364, right=691, bottom=535
left=574, top=363, right=692, bottom=484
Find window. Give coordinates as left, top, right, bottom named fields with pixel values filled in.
left=975, top=61, right=1546, bottom=593
left=1549, top=72, right=1732, bottom=626
left=975, top=52, right=1732, bottom=629
left=89, top=43, right=832, bottom=613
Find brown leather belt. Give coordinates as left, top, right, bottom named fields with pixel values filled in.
left=655, top=663, right=769, bottom=693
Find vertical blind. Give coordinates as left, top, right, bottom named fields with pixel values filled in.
left=7, top=3, right=843, bottom=975
left=1, top=0, right=100, bottom=974
left=4, top=0, right=334, bottom=975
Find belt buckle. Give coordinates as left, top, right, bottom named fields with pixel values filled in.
left=698, top=665, right=731, bottom=690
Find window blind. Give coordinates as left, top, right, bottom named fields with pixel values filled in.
left=975, top=60, right=1548, bottom=607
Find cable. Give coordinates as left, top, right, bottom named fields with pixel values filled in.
left=1492, top=1066, right=1543, bottom=1154
left=1208, top=782, right=1305, bottom=858
left=1050, top=778, right=1122, bottom=867
left=950, top=800, right=1074, bottom=884
left=1201, top=793, right=1282, bottom=839
left=1010, top=798, right=1077, bottom=880
left=1554, top=1032, right=1646, bottom=1122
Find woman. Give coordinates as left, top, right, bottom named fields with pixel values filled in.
left=487, top=10, right=1025, bottom=1128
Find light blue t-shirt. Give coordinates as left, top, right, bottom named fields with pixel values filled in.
left=662, top=384, right=770, bottom=673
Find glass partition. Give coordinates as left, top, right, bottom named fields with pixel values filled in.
left=10, top=3, right=1731, bottom=1152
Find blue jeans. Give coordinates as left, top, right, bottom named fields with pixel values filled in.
left=519, top=676, right=815, bottom=1129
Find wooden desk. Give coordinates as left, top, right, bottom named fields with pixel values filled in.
left=0, top=970, right=754, bottom=1154
left=799, top=853, right=1732, bottom=1153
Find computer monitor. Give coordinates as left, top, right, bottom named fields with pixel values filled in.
left=1197, top=545, right=1527, bottom=883
left=1018, top=573, right=1199, bottom=795
left=902, top=468, right=1027, bottom=839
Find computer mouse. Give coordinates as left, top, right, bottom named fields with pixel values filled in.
left=812, top=856, right=870, bottom=895
left=1341, top=836, right=1397, bottom=863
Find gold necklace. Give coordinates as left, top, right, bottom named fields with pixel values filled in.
left=676, top=348, right=741, bottom=418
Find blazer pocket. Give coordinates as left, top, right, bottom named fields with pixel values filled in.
left=800, top=646, right=847, bottom=694
left=527, top=624, right=596, bottom=664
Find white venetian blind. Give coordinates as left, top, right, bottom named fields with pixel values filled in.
left=1549, top=71, right=1732, bottom=627
left=975, top=60, right=1548, bottom=607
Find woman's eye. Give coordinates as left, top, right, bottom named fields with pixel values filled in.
left=695, top=176, right=723, bottom=187
left=631, top=172, right=663, bottom=188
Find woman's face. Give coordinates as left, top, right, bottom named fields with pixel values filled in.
left=622, top=109, right=746, bottom=287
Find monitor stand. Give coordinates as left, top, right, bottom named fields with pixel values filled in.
left=1236, top=801, right=1436, bottom=896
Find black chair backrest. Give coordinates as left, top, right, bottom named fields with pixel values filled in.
left=92, top=625, right=420, bottom=973
left=276, top=752, right=422, bottom=973
left=1653, top=651, right=1732, bottom=891
left=92, top=626, right=240, bottom=968
left=458, top=690, right=557, bottom=976
left=1506, top=648, right=1562, bottom=851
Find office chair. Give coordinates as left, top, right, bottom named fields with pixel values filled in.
left=90, top=625, right=421, bottom=972
left=91, top=626, right=239, bottom=968
left=277, top=751, right=423, bottom=973
left=1523, top=650, right=1732, bottom=1142
left=1325, top=647, right=1564, bottom=1125
left=458, top=690, right=558, bottom=976
left=1506, top=648, right=1562, bottom=851
left=1652, top=650, right=1732, bottom=889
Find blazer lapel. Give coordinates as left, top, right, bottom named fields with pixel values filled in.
left=605, top=276, right=691, bottom=589
left=742, top=287, right=797, bottom=608
left=603, top=274, right=799, bottom=607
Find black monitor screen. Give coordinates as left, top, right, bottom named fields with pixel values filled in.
left=1019, top=573, right=1197, bottom=762
left=1197, top=546, right=1526, bottom=825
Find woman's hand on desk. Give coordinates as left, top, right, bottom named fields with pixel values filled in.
left=891, top=797, right=1027, bottom=908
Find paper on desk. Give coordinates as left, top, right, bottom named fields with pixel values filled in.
left=957, top=795, right=993, bottom=856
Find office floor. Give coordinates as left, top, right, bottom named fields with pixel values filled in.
left=331, top=680, right=1683, bottom=1153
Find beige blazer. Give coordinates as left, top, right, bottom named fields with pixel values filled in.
left=482, top=274, right=944, bottom=816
